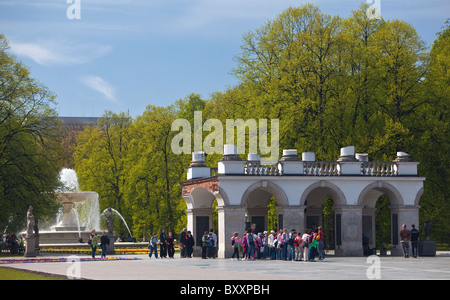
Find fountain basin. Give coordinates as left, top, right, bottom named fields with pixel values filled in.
left=36, top=191, right=99, bottom=244
left=52, top=191, right=98, bottom=231
left=37, top=231, right=91, bottom=244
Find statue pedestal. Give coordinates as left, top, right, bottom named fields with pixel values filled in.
left=24, top=237, right=36, bottom=257
left=105, top=233, right=116, bottom=255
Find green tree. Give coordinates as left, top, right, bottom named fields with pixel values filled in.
left=125, top=105, right=186, bottom=238
left=74, top=111, right=132, bottom=237
left=0, top=34, right=62, bottom=232
left=414, top=20, right=450, bottom=243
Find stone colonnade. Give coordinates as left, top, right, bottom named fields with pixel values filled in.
left=180, top=146, right=425, bottom=258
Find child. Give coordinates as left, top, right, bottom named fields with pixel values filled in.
left=294, top=233, right=303, bottom=261
left=231, top=232, right=240, bottom=260
left=148, top=232, right=159, bottom=259
left=241, top=230, right=248, bottom=260
left=302, top=229, right=310, bottom=262
left=208, top=232, right=214, bottom=258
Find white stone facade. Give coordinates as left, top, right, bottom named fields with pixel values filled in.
left=180, top=147, right=425, bottom=257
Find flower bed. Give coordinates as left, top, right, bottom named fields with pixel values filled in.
left=0, top=257, right=141, bottom=264
left=40, top=245, right=179, bottom=255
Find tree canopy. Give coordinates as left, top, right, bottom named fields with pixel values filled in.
left=0, top=34, right=62, bottom=232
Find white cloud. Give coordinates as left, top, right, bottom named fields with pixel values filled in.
left=9, top=39, right=112, bottom=66
left=80, top=75, right=117, bottom=102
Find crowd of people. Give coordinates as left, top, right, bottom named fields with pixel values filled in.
left=148, top=228, right=190, bottom=259
left=231, top=225, right=325, bottom=262
left=147, top=225, right=326, bottom=262
left=1, top=233, right=25, bottom=254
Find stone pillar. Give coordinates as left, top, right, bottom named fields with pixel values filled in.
left=186, top=208, right=213, bottom=257
left=276, top=205, right=305, bottom=234
left=337, top=146, right=361, bottom=175
left=279, top=149, right=303, bottom=175
left=393, top=152, right=420, bottom=175
left=105, top=233, right=117, bottom=255
left=362, top=207, right=377, bottom=249
left=187, top=152, right=211, bottom=180
left=217, top=206, right=246, bottom=258
left=24, top=238, right=36, bottom=257
left=335, top=205, right=363, bottom=256
left=390, top=205, right=420, bottom=256
left=218, top=144, right=245, bottom=175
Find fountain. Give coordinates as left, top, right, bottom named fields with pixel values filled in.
left=37, top=169, right=100, bottom=244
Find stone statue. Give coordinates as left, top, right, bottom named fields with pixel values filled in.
left=24, top=205, right=36, bottom=257
left=106, top=207, right=114, bottom=234
left=26, top=206, right=35, bottom=238
left=104, top=208, right=116, bottom=255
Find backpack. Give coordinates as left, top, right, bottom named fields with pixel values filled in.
left=301, top=234, right=309, bottom=247
left=288, top=235, right=295, bottom=246
left=247, top=233, right=254, bottom=245
left=202, top=235, right=209, bottom=247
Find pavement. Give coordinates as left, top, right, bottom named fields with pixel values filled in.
left=1, top=252, right=450, bottom=280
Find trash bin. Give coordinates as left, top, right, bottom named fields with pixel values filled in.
left=419, top=240, right=436, bottom=257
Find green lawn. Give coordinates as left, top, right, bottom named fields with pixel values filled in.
left=0, top=267, right=64, bottom=280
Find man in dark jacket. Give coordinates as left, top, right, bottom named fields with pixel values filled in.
left=100, top=231, right=110, bottom=258
left=179, top=228, right=187, bottom=258
left=159, top=228, right=167, bottom=258
left=410, top=224, right=419, bottom=258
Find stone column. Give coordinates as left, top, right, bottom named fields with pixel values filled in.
left=186, top=208, right=213, bottom=257
left=24, top=238, right=36, bottom=257
left=217, top=206, right=246, bottom=258
left=335, top=205, right=363, bottom=256
left=362, top=207, right=377, bottom=249
left=390, top=205, right=420, bottom=256
left=276, top=205, right=305, bottom=234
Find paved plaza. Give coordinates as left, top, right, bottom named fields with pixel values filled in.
left=1, top=253, right=450, bottom=280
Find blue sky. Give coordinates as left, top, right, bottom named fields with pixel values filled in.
left=1, top=0, right=448, bottom=118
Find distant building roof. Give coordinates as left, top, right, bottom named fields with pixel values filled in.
left=59, top=117, right=99, bottom=126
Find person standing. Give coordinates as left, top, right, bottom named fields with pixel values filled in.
left=186, top=231, right=195, bottom=258
left=288, top=230, right=296, bottom=261
left=246, top=229, right=255, bottom=260
left=100, top=231, right=110, bottom=259
left=148, top=232, right=159, bottom=259
left=294, top=232, right=302, bottom=261
left=308, top=229, right=318, bottom=262
left=399, top=224, right=411, bottom=258
left=262, top=231, right=268, bottom=259
left=89, top=229, right=100, bottom=259
left=209, top=228, right=217, bottom=258
left=317, top=226, right=325, bottom=260
left=166, top=232, right=175, bottom=258
left=179, top=228, right=187, bottom=258
left=241, top=230, right=248, bottom=260
left=207, top=232, right=215, bottom=258
left=267, top=231, right=275, bottom=260
left=302, top=229, right=310, bottom=262
left=201, top=231, right=210, bottom=259
left=159, top=228, right=167, bottom=258
left=231, top=232, right=240, bottom=260
left=410, top=224, right=419, bottom=258
left=281, top=228, right=289, bottom=260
